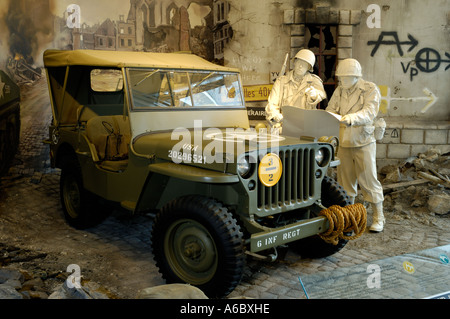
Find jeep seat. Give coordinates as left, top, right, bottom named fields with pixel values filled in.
left=85, top=115, right=131, bottom=164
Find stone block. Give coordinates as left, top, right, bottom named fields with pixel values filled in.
left=338, top=36, right=352, bottom=48
left=284, top=9, right=294, bottom=24
left=137, top=284, right=208, bottom=299
left=337, top=48, right=352, bottom=59
left=316, top=5, right=330, bottom=24
left=294, top=8, right=305, bottom=24
left=387, top=144, right=411, bottom=159
left=329, top=9, right=339, bottom=24
left=411, top=144, right=429, bottom=156
left=338, top=25, right=353, bottom=36
left=291, top=36, right=305, bottom=48
left=425, top=130, right=448, bottom=145
left=290, top=48, right=298, bottom=61
left=436, top=122, right=450, bottom=129
left=401, top=129, right=424, bottom=144
left=339, top=10, right=350, bottom=24
left=290, top=24, right=305, bottom=36
left=376, top=143, right=387, bottom=159
left=434, top=144, right=450, bottom=154
left=380, top=128, right=400, bottom=144
left=350, top=10, right=362, bottom=25
left=305, top=9, right=316, bottom=24
left=428, top=194, right=450, bottom=215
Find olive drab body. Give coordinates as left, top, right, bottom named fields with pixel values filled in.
left=43, top=49, right=352, bottom=298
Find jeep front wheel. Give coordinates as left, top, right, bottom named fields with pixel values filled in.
left=151, top=195, right=245, bottom=298
left=291, top=176, right=352, bottom=258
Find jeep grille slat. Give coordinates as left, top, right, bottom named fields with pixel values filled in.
left=257, top=148, right=315, bottom=210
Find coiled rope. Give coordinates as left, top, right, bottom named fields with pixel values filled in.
left=318, top=203, right=367, bottom=245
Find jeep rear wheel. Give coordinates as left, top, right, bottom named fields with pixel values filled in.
left=151, top=195, right=245, bottom=298
left=291, top=176, right=352, bottom=258
left=60, top=155, right=108, bottom=229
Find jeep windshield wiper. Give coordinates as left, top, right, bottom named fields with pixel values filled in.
left=134, top=69, right=161, bottom=86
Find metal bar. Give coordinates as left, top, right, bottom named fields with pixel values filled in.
left=250, top=216, right=329, bottom=252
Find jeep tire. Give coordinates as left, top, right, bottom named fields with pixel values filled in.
left=291, top=176, right=352, bottom=258
left=60, top=154, right=108, bottom=229
left=151, top=195, right=245, bottom=298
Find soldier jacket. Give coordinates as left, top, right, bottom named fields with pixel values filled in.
left=326, top=78, right=381, bottom=148
left=265, top=71, right=326, bottom=121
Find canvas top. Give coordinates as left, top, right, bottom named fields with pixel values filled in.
left=43, top=49, right=238, bottom=72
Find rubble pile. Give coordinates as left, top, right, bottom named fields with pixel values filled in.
left=379, top=147, right=450, bottom=217
left=0, top=243, right=112, bottom=299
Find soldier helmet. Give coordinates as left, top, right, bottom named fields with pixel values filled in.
left=294, top=49, right=315, bottom=71
left=336, top=58, right=362, bottom=77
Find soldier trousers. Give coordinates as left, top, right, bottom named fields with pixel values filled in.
left=337, top=142, right=384, bottom=204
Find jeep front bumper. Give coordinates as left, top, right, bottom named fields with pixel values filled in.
left=249, top=216, right=329, bottom=252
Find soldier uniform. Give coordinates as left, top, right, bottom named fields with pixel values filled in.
left=265, top=49, right=326, bottom=124
left=326, top=58, right=385, bottom=232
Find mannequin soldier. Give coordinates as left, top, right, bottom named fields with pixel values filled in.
left=326, top=58, right=385, bottom=232
left=265, top=49, right=326, bottom=127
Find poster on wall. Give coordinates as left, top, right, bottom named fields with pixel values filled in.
left=0, top=0, right=223, bottom=176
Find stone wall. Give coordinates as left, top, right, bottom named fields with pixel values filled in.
left=226, top=0, right=449, bottom=167
left=377, top=120, right=450, bottom=167
left=283, top=5, right=362, bottom=63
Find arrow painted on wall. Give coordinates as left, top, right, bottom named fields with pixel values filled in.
left=389, top=88, right=438, bottom=113
left=368, top=32, right=419, bottom=56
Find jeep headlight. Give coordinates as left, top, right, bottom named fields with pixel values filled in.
left=237, top=157, right=251, bottom=178
left=315, top=149, right=325, bottom=165
left=315, top=148, right=330, bottom=167
left=319, top=136, right=339, bottom=153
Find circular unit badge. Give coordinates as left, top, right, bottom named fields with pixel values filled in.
left=258, top=153, right=282, bottom=187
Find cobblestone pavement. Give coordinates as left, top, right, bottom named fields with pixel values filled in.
left=1, top=79, right=449, bottom=299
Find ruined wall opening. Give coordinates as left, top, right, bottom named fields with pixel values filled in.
left=305, top=24, right=338, bottom=109
left=285, top=5, right=362, bottom=108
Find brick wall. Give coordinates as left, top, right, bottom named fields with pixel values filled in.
left=283, top=6, right=362, bottom=63
left=376, top=119, right=450, bottom=168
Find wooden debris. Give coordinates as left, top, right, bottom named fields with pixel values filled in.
left=382, top=178, right=429, bottom=193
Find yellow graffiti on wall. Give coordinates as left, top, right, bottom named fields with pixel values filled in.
left=377, top=85, right=438, bottom=114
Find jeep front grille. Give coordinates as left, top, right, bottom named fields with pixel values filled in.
left=257, top=148, right=316, bottom=209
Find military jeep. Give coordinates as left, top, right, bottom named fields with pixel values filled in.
left=43, top=50, right=352, bottom=298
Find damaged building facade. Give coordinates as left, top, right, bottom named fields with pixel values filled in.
left=53, top=0, right=214, bottom=58
left=223, top=0, right=449, bottom=167
left=0, top=0, right=448, bottom=168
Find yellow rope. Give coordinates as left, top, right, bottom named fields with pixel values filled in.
left=318, top=203, right=367, bottom=245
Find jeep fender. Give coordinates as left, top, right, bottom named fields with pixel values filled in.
left=134, top=162, right=240, bottom=213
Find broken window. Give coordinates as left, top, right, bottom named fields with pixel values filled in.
left=305, top=25, right=337, bottom=109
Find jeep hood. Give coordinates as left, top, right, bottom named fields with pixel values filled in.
left=132, top=129, right=312, bottom=174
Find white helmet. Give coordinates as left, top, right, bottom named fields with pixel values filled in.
left=294, top=49, right=315, bottom=71
left=336, top=59, right=362, bottom=77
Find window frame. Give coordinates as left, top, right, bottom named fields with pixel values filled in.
left=305, top=24, right=338, bottom=109
left=126, top=67, right=245, bottom=111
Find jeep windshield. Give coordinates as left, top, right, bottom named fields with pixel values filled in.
left=128, top=69, right=244, bottom=109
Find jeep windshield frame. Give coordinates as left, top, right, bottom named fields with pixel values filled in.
left=127, top=68, right=245, bottom=110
